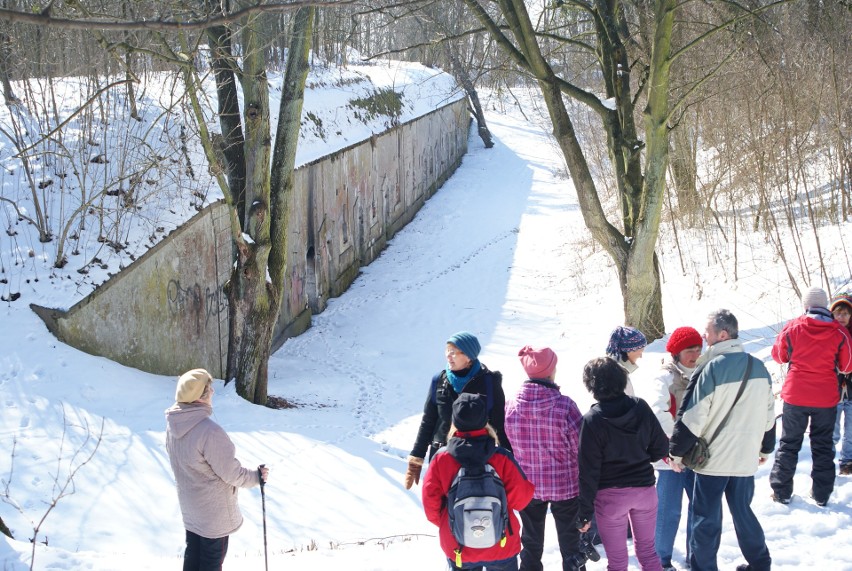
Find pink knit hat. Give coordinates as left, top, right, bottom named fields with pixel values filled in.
left=518, top=345, right=558, bottom=379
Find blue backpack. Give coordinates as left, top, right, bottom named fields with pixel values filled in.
left=446, top=461, right=509, bottom=550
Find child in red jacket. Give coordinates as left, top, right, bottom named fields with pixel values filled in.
left=422, top=393, right=534, bottom=570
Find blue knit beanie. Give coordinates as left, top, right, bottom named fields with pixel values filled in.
left=447, top=331, right=481, bottom=361
left=605, top=326, right=647, bottom=357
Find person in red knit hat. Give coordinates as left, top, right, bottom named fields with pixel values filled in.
left=644, top=327, right=703, bottom=571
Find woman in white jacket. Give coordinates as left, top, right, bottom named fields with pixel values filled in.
left=166, top=369, right=269, bottom=571
left=646, top=327, right=702, bottom=571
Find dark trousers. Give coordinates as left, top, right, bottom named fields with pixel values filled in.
left=183, top=530, right=229, bottom=571
left=689, top=474, right=770, bottom=571
left=769, top=402, right=837, bottom=503
left=448, top=556, right=518, bottom=571
left=518, top=497, right=581, bottom=571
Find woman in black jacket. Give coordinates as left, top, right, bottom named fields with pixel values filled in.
left=403, top=331, right=510, bottom=489
left=577, top=357, right=668, bottom=571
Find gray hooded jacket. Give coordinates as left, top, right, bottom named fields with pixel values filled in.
left=165, top=402, right=260, bottom=538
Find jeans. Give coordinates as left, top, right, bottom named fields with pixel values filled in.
left=183, top=530, right=229, bottom=571
left=834, top=399, right=852, bottom=464
left=655, top=468, right=694, bottom=567
left=770, top=402, right=837, bottom=502
left=519, top=497, right=580, bottom=571
left=594, top=486, right=661, bottom=571
left=689, top=474, right=770, bottom=571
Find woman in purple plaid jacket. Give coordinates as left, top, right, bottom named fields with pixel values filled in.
left=505, top=346, right=584, bottom=571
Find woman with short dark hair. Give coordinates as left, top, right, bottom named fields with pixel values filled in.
left=577, top=357, right=668, bottom=571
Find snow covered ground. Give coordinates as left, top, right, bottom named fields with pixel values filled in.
left=2, top=70, right=852, bottom=569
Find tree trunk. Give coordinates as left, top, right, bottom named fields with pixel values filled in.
left=0, top=514, right=11, bottom=538
left=270, top=6, right=314, bottom=272
left=125, top=50, right=139, bottom=121
left=463, top=0, right=668, bottom=338
left=622, top=0, right=676, bottom=339
left=225, top=7, right=314, bottom=405
left=0, top=29, right=17, bottom=104
left=222, top=5, right=274, bottom=404
left=669, top=117, right=700, bottom=224
left=593, top=0, right=645, bottom=237
left=444, top=46, right=493, bottom=148
left=226, top=216, right=276, bottom=404
left=205, top=6, right=248, bottom=225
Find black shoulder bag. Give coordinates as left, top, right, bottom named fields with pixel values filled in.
left=681, top=355, right=753, bottom=470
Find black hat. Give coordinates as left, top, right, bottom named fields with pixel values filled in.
left=452, top=393, right=488, bottom=432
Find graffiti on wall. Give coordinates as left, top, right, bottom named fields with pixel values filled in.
left=167, top=279, right=227, bottom=334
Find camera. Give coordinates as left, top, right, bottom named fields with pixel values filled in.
left=566, top=532, right=601, bottom=570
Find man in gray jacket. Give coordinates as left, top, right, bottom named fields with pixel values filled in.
left=670, top=310, right=776, bottom=571
left=166, top=369, right=269, bottom=570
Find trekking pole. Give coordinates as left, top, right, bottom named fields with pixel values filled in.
left=258, top=464, right=268, bottom=571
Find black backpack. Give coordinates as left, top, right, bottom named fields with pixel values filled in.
left=446, top=461, right=509, bottom=550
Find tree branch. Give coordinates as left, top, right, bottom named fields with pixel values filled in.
left=11, top=80, right=131, bottom=160
left=670, top=0, right=794, bottom=63
left=667, top=47, right=736, bottom=124
left=0, top=1, right=356, bottom=31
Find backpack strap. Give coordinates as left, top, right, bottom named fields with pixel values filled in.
left=706, top=355, right=753, bottom=445
left=429, top=372, right=444, bottom=406
left=431, top=371, right=494, bottom=413
left=484, top=372, right=494, bottom=412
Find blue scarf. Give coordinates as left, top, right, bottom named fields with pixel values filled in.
left=446, top=360, right=482, bottom=393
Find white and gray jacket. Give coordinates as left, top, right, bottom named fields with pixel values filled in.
left=165, top=403, right=260, bottom=538
left=642, top=359, right=693, bottom=471
left=669, top=339, right=776, bottom=477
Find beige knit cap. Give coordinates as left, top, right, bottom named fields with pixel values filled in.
left=175, top=369, right=212, bottom=403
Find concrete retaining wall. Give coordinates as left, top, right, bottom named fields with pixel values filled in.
left=33, top=98, right=470, bottom=378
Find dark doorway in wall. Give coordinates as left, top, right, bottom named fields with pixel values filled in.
left=306, top=245, right=319, bottom=313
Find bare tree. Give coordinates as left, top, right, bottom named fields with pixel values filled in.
left=686, top=0, right=852, bottom=294
left=182, top=3, right=316, bottom=404
left=0, top=1, right=322, bottom=404
left=1, top=408, right=104, bottom=571
left=356, top=0, right=501, bottom=148
left=445, top=0, right=796, bottom=337
left=0, top=25, right=17, bottom=103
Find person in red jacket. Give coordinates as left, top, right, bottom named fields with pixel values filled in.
left=770, top=286, right=852, bottom=506
left=422, top=393, right=534, bottom=570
